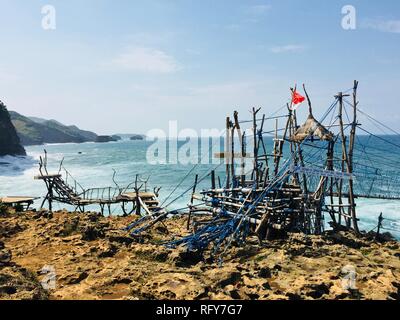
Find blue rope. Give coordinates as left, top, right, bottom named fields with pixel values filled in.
left=124, top=215, right=149, bottom=231
left=166, top=212, right=240, bottom=252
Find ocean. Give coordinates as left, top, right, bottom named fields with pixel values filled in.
left=1, top=138, right=399, bottom=239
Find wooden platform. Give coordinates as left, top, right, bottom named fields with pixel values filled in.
left=34, top=155, right=164, bottom=216
left=0, top=196, right=39, bottom=204
left=0, top=196, right=39, bottom=211
left=34, top=174, right=62, bottom=180
left=118, top=192, right=157, bottom=200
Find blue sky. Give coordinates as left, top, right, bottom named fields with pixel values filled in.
left=0, top=0, right=399, bottom=134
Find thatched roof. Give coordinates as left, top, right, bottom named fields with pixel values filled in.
left=291, top=114, right=333, bottom=142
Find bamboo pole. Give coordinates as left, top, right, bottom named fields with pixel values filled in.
left=225, top=117, right=231, bottom=189
left=348, top=81, right=360, bottom=234
left=252, top=108, right=261, bottom=188
left=187, top=174, right=199, bottom=230
left=211, top=170, right=216, bottom=190
left=230, top=124, right=235, bottom=187
left=233, top=111, right=246, bottom=186
left=336, top=91, right=358, bottom=232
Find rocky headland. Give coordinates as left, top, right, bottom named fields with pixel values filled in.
left=0, top=208, right=399, bottom=300
left=0, top=101, right=26, bottom=156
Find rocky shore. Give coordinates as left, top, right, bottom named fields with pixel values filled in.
left=0, top=209, right=399, bottom=300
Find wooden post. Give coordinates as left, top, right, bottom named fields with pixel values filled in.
left=293, top=107, right=308, bottom=195
left=257, top=114, right=269, bottom=186
left=225, top=117, right=231, bottom=189
left=303, top=83, right=313, bottom=116
left=134, top=174, right=141, bottom=216
left=273, top=118, right=279, bottom=175
left=336, top=90, right=359, bottom=234
left=274, top=106, right=290, bottom=176
left=375, top=212, right=383, bottom=240
left=48, top=181, right=53, bottom=212
left=230, top=124, right=235, bottom=187
left=348, top=80, right=360, bottom=234
left=327, top=141, right=337, bottom=226
left=187, top=174, right=199, bottom=230
left=287, top=103, right=300, bottom=185
left=241, top=132, right=246, bottom=185
left=337, top=92, right=348, bottom=227
left=233, top=111, right=246, bottom=186
left=252, top=108, right=261, bottom=188
left=135, top=190, right=141, bottom=216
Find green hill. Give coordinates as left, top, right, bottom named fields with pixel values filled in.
left=9, top=111, right=98, bottom=146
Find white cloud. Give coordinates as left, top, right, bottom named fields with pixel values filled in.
left=111, top=47, right=180, bottom=73
left=125, top=31, right=178, bottom=46
left=247, top=4, right=272, bottom=15
left=224, top=4, right=271, bottom=29
left=363, top=19, right=400, bottom=34
left=270, top=45, right=306, bottom=54
left=224, top=24, right=242, bottom=31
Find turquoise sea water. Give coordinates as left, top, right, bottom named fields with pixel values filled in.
left=0, top=138, right=399, bottom=239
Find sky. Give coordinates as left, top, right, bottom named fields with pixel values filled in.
left=0, top=0, right=399, bottom=135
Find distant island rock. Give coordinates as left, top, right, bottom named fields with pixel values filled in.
left=96, top=135, right=118, bottom=143
left=113, top=134, right=146, bottom=141
left=111, top=135, right=122, bottom=141
left=0, top=101, right=26, bottom=156
left=130, top=134, right=144, bottom=140
left=10, top=111, right=98, bottom=146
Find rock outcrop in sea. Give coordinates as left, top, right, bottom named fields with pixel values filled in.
left=0, top=101, right=26, bottom=156
left=130, top=134, right=144, bottom=141
left=96, top=135, right=118, bottom=143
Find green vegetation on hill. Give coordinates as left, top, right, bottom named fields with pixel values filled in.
left=7, top=111, right=145, bottom=146
left=9, top=111, right=98, bottom=146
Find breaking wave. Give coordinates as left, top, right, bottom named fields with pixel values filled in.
left=0, top=155, right=37, bottom=177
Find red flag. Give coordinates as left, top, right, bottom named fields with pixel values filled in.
left=292, top=90, right=305, bottom=106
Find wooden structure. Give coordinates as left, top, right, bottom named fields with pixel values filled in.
left=152, top=80, right=400, bottom=259
left=35, top=151, right=163, bottom=216
left=0, top=196, right=39, bottom=211
left=185, top=82, right=362, bottom=241
left=118, top=191, right=165, bottom=216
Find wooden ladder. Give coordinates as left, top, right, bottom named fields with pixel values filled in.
left=138, top=194, right=165, bottom=216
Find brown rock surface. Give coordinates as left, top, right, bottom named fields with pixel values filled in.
left=0, top=210, right=399, bottom=300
